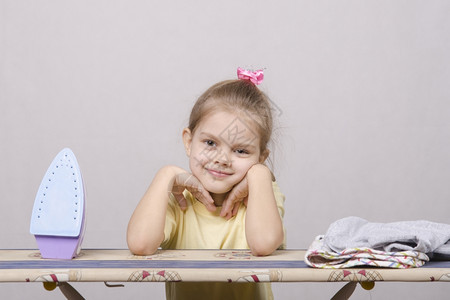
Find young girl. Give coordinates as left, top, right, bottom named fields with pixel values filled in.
left=127, top=68, right=285, bottom=300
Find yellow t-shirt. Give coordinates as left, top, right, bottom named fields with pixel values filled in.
left=161, top=182, right=285, bottom=300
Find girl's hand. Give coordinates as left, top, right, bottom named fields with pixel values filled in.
left=171, top=173, right=216, bottom=212
left=220, top=177, right=249, bottom=220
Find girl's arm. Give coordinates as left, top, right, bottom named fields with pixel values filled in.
left=127, top=165, right=182, bottom=255
left=127, top=165, right=216, bottom=255
left=245, top=164, right=284, bottom=256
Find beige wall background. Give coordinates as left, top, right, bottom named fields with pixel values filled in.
left=1, top=0, right=450, bottom=298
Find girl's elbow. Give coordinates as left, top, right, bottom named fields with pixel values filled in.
left=249, top=234, right=284, bottom=256
left=128, top=243, right=158, bottom=256
left=250, top=246, right=273, bottom=257
left=127, top=234, right=162, bottom=256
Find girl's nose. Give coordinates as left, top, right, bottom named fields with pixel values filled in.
left=214, top=151, right=231, bottom=166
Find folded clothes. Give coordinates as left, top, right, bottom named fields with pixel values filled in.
left=305, top=235, right=428, bottom=269
left=324, top=216, right=450, bottom=255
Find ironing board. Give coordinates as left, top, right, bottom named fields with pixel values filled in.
left=1, top=249, right=450, bottom=283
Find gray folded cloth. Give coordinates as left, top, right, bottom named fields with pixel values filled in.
left=323, top=216, right=450, bottom=255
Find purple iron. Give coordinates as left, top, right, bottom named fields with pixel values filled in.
left=30, top=148, right=86, bottom=259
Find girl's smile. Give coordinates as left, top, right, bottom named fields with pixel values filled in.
left=206, top=168, right=233, bottom=178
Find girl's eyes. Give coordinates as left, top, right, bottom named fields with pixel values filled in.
left=202, top=140, right=249, bottom=155
left=204, top=140, right=216, bottom=147
left=235, top=149, right=249, bottom=155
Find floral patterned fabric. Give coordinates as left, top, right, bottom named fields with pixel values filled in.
left=305, top=235, right=429, bottom=269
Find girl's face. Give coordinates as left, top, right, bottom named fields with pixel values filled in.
left=183, top=110, right=267, bottom=197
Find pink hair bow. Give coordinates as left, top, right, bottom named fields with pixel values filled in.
left=237, top=67, right=264, bottom=85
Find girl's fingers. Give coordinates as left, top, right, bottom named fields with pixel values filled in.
left=220, top=177, right=249, bottom=218
left=231, top=201, right=240, bottom=217
left=181, top=174, right=216, bottom=211
left=194, top=190, right=216, bottom=212
left=221, top=194, right=244, bottom=219
left=173, top=173, right=216, bottom=212
left=194, top=184, right=215, bottom=205
left=220, top=195, right=234, bottom=218
left=223, top=199, right=243, bottom=220
left=173, top=193, right=187, bottom=211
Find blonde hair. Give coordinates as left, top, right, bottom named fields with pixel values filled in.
left=188, top=80, right=274, bottom=153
